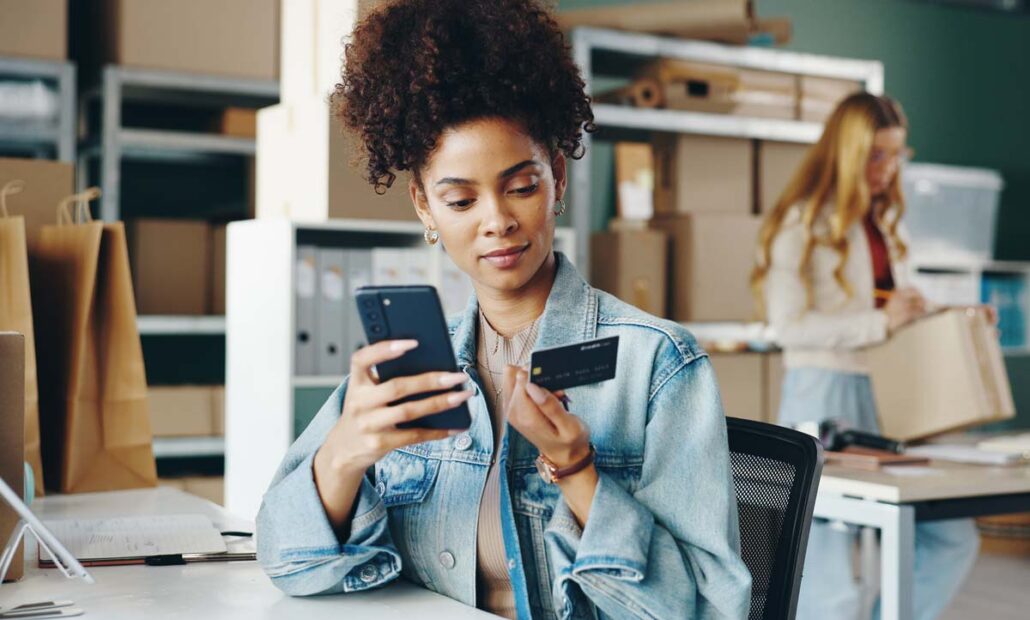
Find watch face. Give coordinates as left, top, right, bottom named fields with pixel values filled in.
left=535, top=457, right=556, bottom=483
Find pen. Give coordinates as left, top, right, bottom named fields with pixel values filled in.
left=144, top=552, right=256, bottom=566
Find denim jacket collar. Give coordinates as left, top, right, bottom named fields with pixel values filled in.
left=451, top=252, right=597, bottom=369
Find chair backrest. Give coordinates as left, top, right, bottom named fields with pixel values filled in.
left=726, top=417, right=824, bottom=620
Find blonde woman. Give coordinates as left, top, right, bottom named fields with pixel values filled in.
left=752, top=93, right=979, bottom=620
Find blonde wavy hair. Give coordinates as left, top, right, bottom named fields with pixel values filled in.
left=751, top=93, right=909, bottom=316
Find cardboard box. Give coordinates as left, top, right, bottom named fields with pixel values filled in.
left=651, top=213, right=762, bottom=322
left=210, top=224, right=227, bottom=315
left=281, top=0, right=382, bottom=102
left=653, top=135, right=753, bottom=215
left=868, top=308, right=1015, bottom=441
left=0, top=158, right=74, bottom=249
left=709, top=352, right=765, bottom=422
left=148, top=386, right=217, bottom=437
left=211, top=385, right=225, bottom=436
left=615, top=143, right=655, bottom=221
left=764, top=352, right=784, bottom=423
left=256, top=98, right=414, bottom=222
left=0, top=333, right=25, bottom=581
left=556, top=1, right=749, bottom=36
left=758, top=141, right=809, bottom=213
left=183, top=476, right=224, bottom=505
left=99, top=0, right=278, bottom=79
left=128, top=219, right=211, bottom=315
left=0, top=0, right=67, bottom=60
left=158, top=476, right=224, bottom=505
left=800, top=76, right=862, bottom=124
left=590, top=229, right=668, bottom=317
left=218, top=109, right=258, bottom=139
left=644, top=60, right=797, bottom=120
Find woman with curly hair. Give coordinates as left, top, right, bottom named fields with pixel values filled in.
left=257, top=1, right=751, bottom=618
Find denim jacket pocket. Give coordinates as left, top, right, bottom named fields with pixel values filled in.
left=376, top=448, right=441, bottom=506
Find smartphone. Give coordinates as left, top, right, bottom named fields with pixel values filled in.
left=354, top=285, right=472, bottom=430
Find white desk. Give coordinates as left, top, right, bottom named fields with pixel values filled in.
left=0, top=487, right=496, bottom=619
left=814, top=461, right=1030, bottom=620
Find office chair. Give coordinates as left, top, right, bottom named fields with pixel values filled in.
left=726, top=417, right=824, bottom=620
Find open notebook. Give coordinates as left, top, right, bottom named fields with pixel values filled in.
left=39, top=514, right=227, bottom=567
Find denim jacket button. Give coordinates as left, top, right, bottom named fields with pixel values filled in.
left=438, top=551, right=456, bottom=569
left=454, top=434, right=473, bottom=451
left=375, top=481, right=386, bottom=496
left=359, top=564, right=378, bottom=584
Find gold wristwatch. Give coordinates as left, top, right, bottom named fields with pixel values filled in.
left=535, top=444, right=595, bottom=484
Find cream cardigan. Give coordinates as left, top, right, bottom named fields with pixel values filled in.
left=764, top=204, right=911, bottom=374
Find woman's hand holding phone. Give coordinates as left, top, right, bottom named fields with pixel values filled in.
left=313, top=339, right=473, bottom=531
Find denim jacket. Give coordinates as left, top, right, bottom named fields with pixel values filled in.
left=256, top=253, right=752, bottom=619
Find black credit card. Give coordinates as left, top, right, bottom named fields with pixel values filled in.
left=529, top=336, right=619, bottom=392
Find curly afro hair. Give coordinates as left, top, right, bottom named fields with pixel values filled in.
left=331, top=0, right=595, bottom=194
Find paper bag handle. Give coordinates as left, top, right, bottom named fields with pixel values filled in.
left=0, top=180, right=25, bottom=218
left=56, top=187, right=102, bottom=225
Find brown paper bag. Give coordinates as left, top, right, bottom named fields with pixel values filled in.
left=31, top=189, right=157, bottom=493
left=0, top=181, right=45, bottom=496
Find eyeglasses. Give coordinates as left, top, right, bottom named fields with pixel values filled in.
left=868, top=146, right=914, bottom=167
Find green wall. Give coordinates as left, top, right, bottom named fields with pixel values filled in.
left=563, top=0, right=1030, bottom=257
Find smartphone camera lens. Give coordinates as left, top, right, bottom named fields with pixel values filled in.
left=370, top=324, right=383, bottom=335
left=367, top=312, right=380, bottom=321
left=362, top=298, right=376, bottom=309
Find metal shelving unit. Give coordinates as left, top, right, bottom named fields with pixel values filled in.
left=79, top=65, right=278, bottom=221
left=153, top=437, right=225, bottom=459
left=0, top=56, right=75, bottom=161
left=75, top=67, right=278, bottom=463
left=137, top=315, right=227, bottom=336
left=569, top=26, right=884, bottom=272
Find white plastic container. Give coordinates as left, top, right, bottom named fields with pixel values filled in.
left=901, top=163, right=1004, bottom=263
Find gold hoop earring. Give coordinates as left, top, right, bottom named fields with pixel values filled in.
left=424, top=227, right=440, bottom=245
left=553, top=199, right=567, bottom=217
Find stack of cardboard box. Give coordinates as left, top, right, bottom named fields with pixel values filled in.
left=592, top=134, right=802, bottom=423
left=256, top=0, right=413, bottom=222
left=594, top=137, right=810, bottom=323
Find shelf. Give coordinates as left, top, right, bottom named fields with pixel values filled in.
left=1003, top=347, right=1030, bottom=357
left=912, top=259, right=1030, bottom=275
left=153, top=436, right=224, bottom=459
left=293, top=376, right=344, bottom=389
left=115, top=65, right=279, bottom=103
left=0, top=55, right=70, bottom=80
left=593, top=103, right=824, bottom=143
left=138, top=315, right=226, bottom=335
left=0, top=122, right=60, bottom=148
left=0, top=56, right=75, bottom=162
left=294, top=219, right=426, bottom=235
left=575, top=27, right=884, bottom=88
left=120, top=128, right=255, bottom=158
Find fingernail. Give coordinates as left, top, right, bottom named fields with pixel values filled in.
left=391, top=340, right=419, bottom=352
left=448, top=430, right=463, bottom=436
left=447, top=390, right=472, bottom=405
left=440, top=373, right=467, bottom=387
left=525, top=381, right=548, bottom=405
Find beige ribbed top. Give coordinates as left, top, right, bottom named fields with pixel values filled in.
left=475, top=311, right=540, bottom=619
